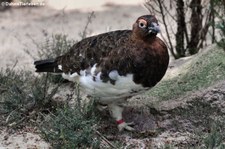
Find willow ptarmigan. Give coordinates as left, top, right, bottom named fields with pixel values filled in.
left=34, top=15, right=169, bottom=131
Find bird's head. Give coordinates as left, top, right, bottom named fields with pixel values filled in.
left=132, top=15, right=160, bottom=39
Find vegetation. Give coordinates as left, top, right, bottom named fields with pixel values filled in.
left=204, top=122, right=225, bottom=149
left=39, top=100, right=100, bottom=148
left=0, top=69, right=101, bottom=148
left=0, top=68, right=61, bottom=127
left=0, top=34, right=102, bottom=148
left=148, top=45, right=225, bottom=101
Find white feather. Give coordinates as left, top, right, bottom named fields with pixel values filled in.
left=62, top=72, right=78, bottom=81
left=91, top=64, right=97, bottom=75
left=58, top=65, right=62, bottom=70
left=61, top=64, right=147, bottom=103
left=109, top=70, right=119, bottom=80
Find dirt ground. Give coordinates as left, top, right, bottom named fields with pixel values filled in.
left=0, top=1, right=224, bottom=148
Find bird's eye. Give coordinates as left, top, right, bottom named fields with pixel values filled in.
left=138, top=20, right=147, bottom=29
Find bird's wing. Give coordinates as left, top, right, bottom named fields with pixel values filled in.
left=56, top=30, right=132, bottom=75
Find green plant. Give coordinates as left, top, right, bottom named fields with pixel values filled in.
left=204, top=121, right=225, bottom=149
left=0, top=67, right=60, bottom=127
left=0, top=34, right=101, bottom=147
left=0, top=32, right=78, bottom=127
left=39, top=99, right=100, bottom=149
left=148, top=46, right=225, bottom=101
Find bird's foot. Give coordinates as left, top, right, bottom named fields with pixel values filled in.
left=117, top=119, right=135, bottom=131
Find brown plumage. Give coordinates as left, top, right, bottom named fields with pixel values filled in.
left=34, top=15, right=169, bottom=131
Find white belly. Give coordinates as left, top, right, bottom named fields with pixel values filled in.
left=61, top=65, right=148, bottom=103
left=80, top=73, right=144, bottom=98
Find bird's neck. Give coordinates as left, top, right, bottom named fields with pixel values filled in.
left=131, top=33, right=157, bottom=43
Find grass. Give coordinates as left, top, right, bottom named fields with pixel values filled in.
left=0, top=67, right=60, bottom=128
left=0, top=35, right=101, bottom=148
left=203, top=121, right=225, bottom=149
left=148, top=45, right=225, bottom=101
left=0, top=65, right=101, bottom=148
left=39, top=101, right=100, bottom=149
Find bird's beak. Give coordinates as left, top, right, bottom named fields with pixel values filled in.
left=148, top=27, right=154, bottom=34
left=148, top=22, right=160, bottom=34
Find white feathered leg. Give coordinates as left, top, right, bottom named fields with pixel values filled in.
left=108, top=103, right=135, bottom=131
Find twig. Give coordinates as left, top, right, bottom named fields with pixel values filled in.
left=75, top=82, right=82, bottom=114
left=7, top=110, right=39, bottom=127
left=95, top=130, right=117, bottom=149
left=0, top=86, right=7, bottom=94
left=43, top=73, right=49, bottom=100
left=8, top=117, right=26, bottom=127
left=6, top=109, right=18, bottom=124
left=198, top=9, right=211, bottom=49
left=156, top=0, right=177, bottom=58
left=80, top=11, right=95, bottom=39
left=161, top=1, right=176, bottom=21
left=210, top=0, right=215, bottom=44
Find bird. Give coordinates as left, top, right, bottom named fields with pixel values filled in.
left=34, top=15, right=169, bottom=131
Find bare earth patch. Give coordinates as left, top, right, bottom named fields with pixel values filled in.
left=0, top=127, right=49, bottom=149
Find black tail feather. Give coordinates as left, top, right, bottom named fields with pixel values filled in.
left=34, top=59, right=62, bottom=73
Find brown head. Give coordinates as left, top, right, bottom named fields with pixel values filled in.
left=132, top=15, right=160, bottom=40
